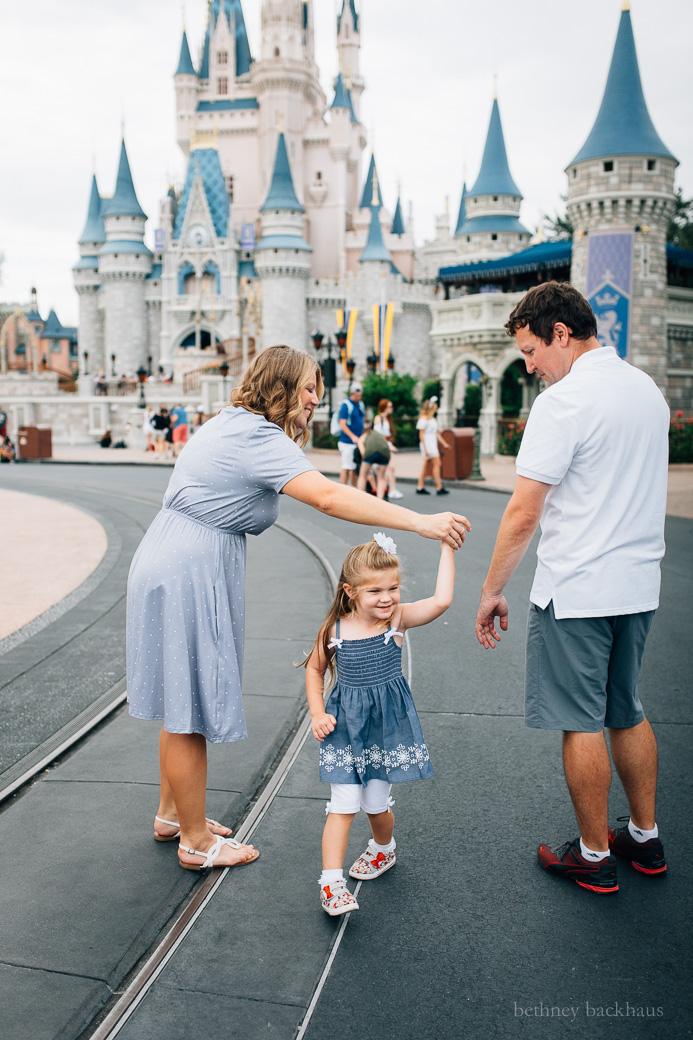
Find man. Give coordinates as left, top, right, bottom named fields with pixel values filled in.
left=170, top=403, right=189, bottom=457
left=476, top=281, right=669, bottom=895
left=337, top=383, right=365, bottom=486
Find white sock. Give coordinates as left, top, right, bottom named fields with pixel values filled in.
left=319, top=868, right=344, bottom=888
left=628, top=818, right=658, bottom=843
left=369, top=837, right=396, bottom=855
left=580, top=838, right=609, bottom=862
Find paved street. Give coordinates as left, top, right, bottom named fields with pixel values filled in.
left=0, top=464, right=691, bottom=1040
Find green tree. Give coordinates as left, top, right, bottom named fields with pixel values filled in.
left=361, top=371, right=418, bottom=418
left=542, top=199, right=574, bottom=241
left=420, top=378, right=442, bottom=405
left=667, top=188, right=693, bottom=251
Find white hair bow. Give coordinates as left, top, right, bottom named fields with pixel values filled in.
left=373, top=532, right=397, bottom=555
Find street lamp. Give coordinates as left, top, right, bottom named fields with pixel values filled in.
left=136, top=365, right=147, bottom=408
left=110, top=352, right=117, bottom=377
left=147, top=355, right=153, bottom=377
left=387, top=352, right=396, bottom=371
left=219, top=360, right=229, bottom=400
left=366, top=352, right=378, bottom=373
left=83, top=351, right=89, bottom=377
left=312, top=329, right=337, bottom=416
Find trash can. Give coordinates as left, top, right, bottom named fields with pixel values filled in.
left=18, top=426, right=52, bottom=460
left=440, top=428, right=475, bottom=480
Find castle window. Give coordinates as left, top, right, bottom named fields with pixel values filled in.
left=647, top=159, right=656, bottom=172
left=274, top=47, right=280, bottom=57
left=217, top=51, right=228, bottom=65
left=603, top=161, right=614, bottom=173
left=466, top=236, right=470, bottom=243
left=572, top=167, right=578, bottom=179
left=316, top=171, right=322, bottom=181
left=491, top=233, right=498, bottom=241
left=493, top=196, right=498, bottom=202
left=217, top=77, right=228, bottom=96
left=226, top=175, right=234, bottom=202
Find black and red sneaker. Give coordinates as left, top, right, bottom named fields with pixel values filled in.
left=608, top=818, right=667, bottom=875
left=537, top=837, right=619, bottom=894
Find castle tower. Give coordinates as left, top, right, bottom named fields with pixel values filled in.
left=337, top=1, right=363, bottom=120
left=73, top=174, right=106, bottom=383
left=566, top=1, right=677, bottom=391
left=455, top=96, right=531, bottom=261
left=99, top=140, right=153, bottom=376
left=174, top=28, right=199, bottom=155
left=255, top=132, right=311, bottom=350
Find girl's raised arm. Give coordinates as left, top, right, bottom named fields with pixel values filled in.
left=305, top=630, right=337, bottom=741
left=399, top=542, right=456, bottom=631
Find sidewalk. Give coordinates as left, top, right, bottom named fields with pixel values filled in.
left=27, top=444, right=693, bottom=518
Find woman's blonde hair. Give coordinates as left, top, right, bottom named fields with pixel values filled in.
left=300, top=540, right=400, bottom=685
left=231, top=345, right=323, bottom=447
left=419, top=398, right=438, bottom=419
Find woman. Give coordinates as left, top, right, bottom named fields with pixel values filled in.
left=127, top=346, right=469, bottom=871
left=373, top=399, right=402, bottom=499
left=416, top=397, right=450, bottom=495
left=150, top=405, right=171, bottom=458
left=356, top=421, right=390, bottom=499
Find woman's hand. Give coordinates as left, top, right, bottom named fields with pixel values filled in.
left=312, top=712, right=337, bottom=741
left=416, top=512, right=471, bottom=549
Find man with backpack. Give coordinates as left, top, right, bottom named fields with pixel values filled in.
left=335, top=383, right=365, bottom=486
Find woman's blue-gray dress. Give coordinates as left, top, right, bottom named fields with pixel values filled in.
left=126, top=406, right=313, bottom=743
left=319, top=620, right=434, bottom=785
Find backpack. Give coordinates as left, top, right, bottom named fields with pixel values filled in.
left=330, top=399, right=354, bottom=437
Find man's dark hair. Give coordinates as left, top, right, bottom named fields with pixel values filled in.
left=505, top=281, right=597, bottom=344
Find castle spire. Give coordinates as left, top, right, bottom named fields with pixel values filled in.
left=175, top=28, right=196, bottom=76
left=261, top=133, right=304, bottom=212
left=331, top=72, right=350, bottom=110
left=101, top=140, right=147, bottom=219
left=359, top=205, right=392, bottom=263
left=360, top=154, right=384, bottom=210
left=454, top=182, right=467, bottom=237
left=569, top=5, right=675, bottom=164
left=470, top=97, right=521, bottom=198
left=78, top=175, right=106, bottom=244
left=391, top=193, right=405, bottom=236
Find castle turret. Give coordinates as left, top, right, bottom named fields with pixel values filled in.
left=255, top=133, right=311, bottom=350
left=73, top=175, right=106, bottom=381
left=175, top=29, right=198, bottom=155
left=455, top=96, right=530, bottom=261
left=337, top=1, right=363, bottom=120
left=566, top=1, right=677, bottom=391
left=99, top=140, right=152, bottom=376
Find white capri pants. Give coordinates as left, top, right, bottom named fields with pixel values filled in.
left=326, top=779, right=394, bottom=816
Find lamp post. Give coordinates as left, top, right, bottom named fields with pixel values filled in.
left=83, top=351, right=89, bottom=378
left=366, top=352, right=378, bottom=374
left=136, top=366, right=147, bottom=408
left=110, top=353, right=116, bottom=377
left=387, top=352, right=396, bottom=371
left=147, top=355, right=153, bottom=377
left=312, top=329, right=338, bottom=417
left=219, top=360, right=229, bottom=401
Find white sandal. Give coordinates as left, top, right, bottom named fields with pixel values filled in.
left=178, top=834, right=259, bottom=871
left=154, top=815, right=232, bottom=843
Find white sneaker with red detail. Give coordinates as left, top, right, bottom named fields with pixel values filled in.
left=320, top=878, right=360, bottom=916
left=349, top=844, right=396, bottom=880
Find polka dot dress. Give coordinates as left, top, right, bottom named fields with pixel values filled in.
left=126, top=407, right=314, bottom=743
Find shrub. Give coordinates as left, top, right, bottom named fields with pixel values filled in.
left=669, top=413, right=693, bottom=462
left=312, top=421, right=338, bottom=449
left=463, top=382, right=482, bottom=418
left=420, top=378, right=442, bottom=405
left=497, top=419, right=526, bottom=456
left=362, top=372, right=419, bottom=418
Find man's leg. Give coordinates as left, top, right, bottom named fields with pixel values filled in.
left=562, top=730, right=611, bottom=851
left=609, top=719, right=658, bottom=830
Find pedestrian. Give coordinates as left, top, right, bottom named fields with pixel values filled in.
left=373, top=398, right=402, bottom=498
left=357, top=420, right=390, bottom=499
left=475, top=281, right=669, bottom=894
left=0, top=405, right=8, bottom=438
left=0, top=432, right=15, bottom=462
left=416, top=397, right=450, bottom=495
left=170, top=403, right=189, bottom=456
left=337, top=383, right=365, bottom=487
left=304, top=533, right=458, bottom=916
left=142, top=407, right=156, bottom=452
left=191, top=405, right=206, bottom=433
left=127, top=345, right=469, bottom=872
left=149, top=404, right=171, bottom=457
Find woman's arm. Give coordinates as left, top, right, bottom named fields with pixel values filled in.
left=400, top=543, right=456, bottom=629
left=305, top=640, right=336, bottom=741
left=282, top=470, right=471, bottom=548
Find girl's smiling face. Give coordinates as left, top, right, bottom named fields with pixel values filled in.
left=345, top=567, right=401, bottom=624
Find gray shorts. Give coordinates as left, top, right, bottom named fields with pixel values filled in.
left=525, top=601, right=654, bottom=732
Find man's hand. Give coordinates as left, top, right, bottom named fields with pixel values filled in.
left=475, top=591, right=509, bottom=649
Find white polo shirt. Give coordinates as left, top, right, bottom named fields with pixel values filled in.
left=516, top=346, right=669, bottom=619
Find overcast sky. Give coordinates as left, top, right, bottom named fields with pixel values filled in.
left=1, top=0, right=691, bottom=326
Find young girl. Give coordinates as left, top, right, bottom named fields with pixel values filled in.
left=304, top=532, right=456, bottom=916
left=416, top=397, right=450, bottom=495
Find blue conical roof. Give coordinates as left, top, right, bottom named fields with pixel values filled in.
left=101, top=141, right=147, bottom=219
left=360, top=207, right=392, bottom=263
left=42, top=309, right=64, bottom=338
left=360, top=154, right=384, bottom=210
left=346, top=87, right=359, bottom=124
left=470, top=99, right=521, bottom=198
left=454, top=182, right=467, bottom=237
left=173, top=150, right=230, bottom=240
left=176, top=29, right=197, bottom=76
left=78, top=175, right=106, bottom=244
left=338, top=0, right=359, bottom=33
left=331, top=73, right=350, bottom=110
left=261, top=133, right=304, bottom=212
left=391, top=196, right=405, bottom=235
left=569, top=8, right=676, bottom=165
left=200, top=1, right=252, bottom=79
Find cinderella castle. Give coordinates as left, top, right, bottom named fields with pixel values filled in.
left=65, top=0, right=691, bottom=449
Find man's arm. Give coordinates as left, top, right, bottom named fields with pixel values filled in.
left=475, top=476, right=551, bottom=649
left=339, top=417, right=358, bottom=442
